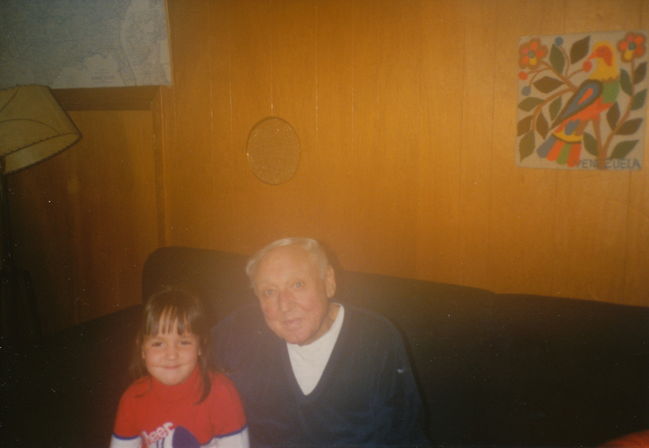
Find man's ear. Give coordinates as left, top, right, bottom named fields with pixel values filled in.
left=325, top=265, right=336, bottom=298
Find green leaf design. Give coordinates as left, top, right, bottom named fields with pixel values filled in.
left=549, top=97, right=562, bottom=121
left=533, top=76, right=563, bottom=93
left=607, top=103, right=620, bottom=130
left=519, top=131, right=536, bottom=160
left=620, top=69, right=633, bottom=96
left=617, top=117, right=642, bottom=135
left=631, top=89, right=646, bottom=111
left=536, top=112, right=549, bottom=138
left=517, top=115, right=533, bottom=136
left=634, top=62, right=647, bottom=84
left=610, top=140, right=638, bottom=159
left=583, top=132, right=598, bottom=156
left=570, top=36, right=590, bottom=64
left=550, top=44, right=565, bottom=75
left=519, top=97, right=544, bottom=111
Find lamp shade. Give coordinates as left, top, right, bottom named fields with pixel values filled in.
left=0, top=85, right=80, bottom=174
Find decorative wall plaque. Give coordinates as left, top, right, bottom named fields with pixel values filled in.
left=516, top=31, right=647, bottom=170
left=246, top=117, right=300, bottom=185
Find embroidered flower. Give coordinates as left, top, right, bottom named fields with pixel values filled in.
left=519, top=38, right=548, bottom=69
left=617, top=32, right=646, bottom=62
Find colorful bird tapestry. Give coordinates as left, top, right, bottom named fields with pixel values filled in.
left=516, top=31, right=647, bottom=170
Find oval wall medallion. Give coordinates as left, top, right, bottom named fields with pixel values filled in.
left=246, top=116, right=300, bottom=185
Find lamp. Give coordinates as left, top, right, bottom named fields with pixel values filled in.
left=0, top=85, right=80, bottom=344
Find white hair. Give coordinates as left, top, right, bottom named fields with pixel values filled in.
left=245, top=237, right=331, bottom=285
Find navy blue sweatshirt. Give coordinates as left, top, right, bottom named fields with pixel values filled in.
left=212, top=303, right=429, bottom=447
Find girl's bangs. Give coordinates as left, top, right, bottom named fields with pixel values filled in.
left=146, top=305, right=192, bottom=335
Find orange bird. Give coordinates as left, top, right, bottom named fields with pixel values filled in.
left=536, top=42, right=620, bottom=167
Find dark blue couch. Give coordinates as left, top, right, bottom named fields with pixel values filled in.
left=3, top=247, right=648, bottom=447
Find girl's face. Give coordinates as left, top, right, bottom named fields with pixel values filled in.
left=141, top=318, right=201, bottom=386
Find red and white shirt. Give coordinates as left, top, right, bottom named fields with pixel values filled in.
left=110, top=367, right=248, bottom=448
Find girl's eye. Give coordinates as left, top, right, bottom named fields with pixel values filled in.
left=294, top=281, right=304, bottom=288
left=263, top=288, right=276, bottom=297
left=149, top=340, right=163, bottom=348
left=179, top=339, right=194, bottom=346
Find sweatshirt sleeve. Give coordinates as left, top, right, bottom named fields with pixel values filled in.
left=210, top=373, right=249, bottom=448
left=373, top=324, right=430, bottom=446
left=110, top=388, right=142, bottom=447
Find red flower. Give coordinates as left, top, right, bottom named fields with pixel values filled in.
left=519, top=38, right=548, bottom=69
left=617, top=32, right=646, bottom=62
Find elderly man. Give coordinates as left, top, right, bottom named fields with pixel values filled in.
left=212, top=237, right=428, bottom=447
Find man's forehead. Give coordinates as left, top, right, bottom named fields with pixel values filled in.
left=255, top=245, right=317, bottom=277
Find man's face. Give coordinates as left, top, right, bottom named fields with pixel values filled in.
left=253, top=245, right=336, bottom=345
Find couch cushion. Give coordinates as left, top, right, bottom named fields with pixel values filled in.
left=142, top=247, right=649, bottom=447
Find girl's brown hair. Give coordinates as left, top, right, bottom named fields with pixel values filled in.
left=130, top=287, right=213, bottom=402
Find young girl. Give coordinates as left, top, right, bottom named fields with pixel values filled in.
left=110, top=288, right=249, bottom=448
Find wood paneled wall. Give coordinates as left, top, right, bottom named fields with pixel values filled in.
left=9, top=105, right=159, bottom=333
left=160, top=0, right=649, bottom=306
left=7, top=0, right=649, bottom=334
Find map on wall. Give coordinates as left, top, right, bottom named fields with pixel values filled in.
left=516, top=31, right=647, bottom=170
left=0, top=0, right=172, bottom=89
